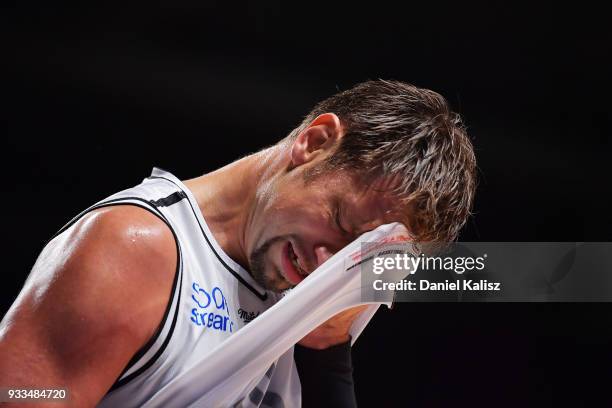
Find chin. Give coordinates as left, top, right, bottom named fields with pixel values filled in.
left=266, top=274, right=292, bottom=293
left=248, top=236, right=293, bottom=292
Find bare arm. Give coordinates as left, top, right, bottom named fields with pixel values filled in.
left=0, top=206, right=177, bottom=407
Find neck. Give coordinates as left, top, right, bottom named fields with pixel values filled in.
left=183, top=143, right=287, bottom=271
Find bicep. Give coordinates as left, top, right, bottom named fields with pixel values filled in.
left=0, top=206, right=177, bottom=406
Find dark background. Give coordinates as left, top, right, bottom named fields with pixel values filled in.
left=2, top=2, right=611, bottom=406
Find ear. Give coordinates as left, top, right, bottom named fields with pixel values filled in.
left=289, top=113, right=343, bottom=168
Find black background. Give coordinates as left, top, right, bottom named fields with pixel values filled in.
left=2, top=3, right=611, bottom=406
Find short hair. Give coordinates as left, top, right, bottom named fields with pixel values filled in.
left=287, top=79, right=477, bottom=243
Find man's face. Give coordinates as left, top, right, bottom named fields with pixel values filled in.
left=247, top=167, right=402, bottom=292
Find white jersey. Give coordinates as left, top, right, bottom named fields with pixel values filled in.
left=53, top=168, right=409, bottom=407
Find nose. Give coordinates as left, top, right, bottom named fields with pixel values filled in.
left=314, top=245, right=334, bottom=269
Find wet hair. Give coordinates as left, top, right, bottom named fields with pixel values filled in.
left=286, top=79, right=477, bottom=243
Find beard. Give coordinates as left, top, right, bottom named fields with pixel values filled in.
left=248, top=235, right=294, bottom=293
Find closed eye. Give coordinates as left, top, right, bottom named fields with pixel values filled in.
left=334, top=204, right=349, bottom=236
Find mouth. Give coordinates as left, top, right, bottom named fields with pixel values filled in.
left=280, top=241, right=308, bottom=286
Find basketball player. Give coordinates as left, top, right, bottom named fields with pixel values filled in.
left=0, top=80, right=476, bottom=407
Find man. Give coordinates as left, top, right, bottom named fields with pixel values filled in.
left=0, top=80, right=476, bottom=407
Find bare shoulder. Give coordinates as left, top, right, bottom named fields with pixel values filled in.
left=0, top=205, right=178, bottom=406
left=52, top=205, right=178, bottom=288
left=33, top=205, right=178, bottom=320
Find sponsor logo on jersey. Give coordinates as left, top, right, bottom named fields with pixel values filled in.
left=190, top=282, right=235, bottom=332
left=237, top=308, right=260, bottom=324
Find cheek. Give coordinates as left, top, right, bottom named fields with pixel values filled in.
left=269, top=200, right=327, bottom=236
left=250, top=200, right=301, bottom=248
left=271, top=184, right=321, bottom=222
left=274, top=205, right=313, bottom=229
left=251, top=176, right=333, bottom=248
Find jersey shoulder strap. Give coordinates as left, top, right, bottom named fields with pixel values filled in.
left=49, top=172, right=186, bottom=391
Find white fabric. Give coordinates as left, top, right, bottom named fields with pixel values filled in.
left=91, top=168, right=410, bottom=407
left=147, top=223, right=409, bottom=408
